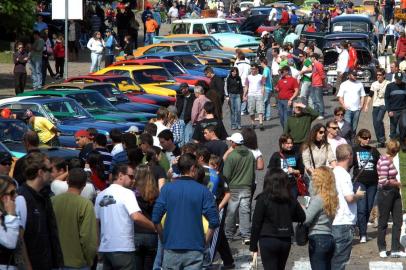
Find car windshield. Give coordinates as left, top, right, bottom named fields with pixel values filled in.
left=324, top=39, right=368, bottom=48
left=104, top=77, right=144, bottom=92
left=132, top=68, right=175, bottom=83
left=172, top=44, right=201, bottom=53
left=228, top=23, right=240, bottom=34
left=332, top=22, right=369, bottom=33
left=85, top=85, right=131, bottom=104
left=42, top=100, right=92, bottom=120
left=67, top=92, right=117, bottom=111
left=0, top=120, right=29, bottom=142
left=160, top=62, right=185, bottom=76
left=167, top=55, right=201, bottom=68
left=206, top=22, right=232, bottom=33
left=196, top=39, right=222, bottom=51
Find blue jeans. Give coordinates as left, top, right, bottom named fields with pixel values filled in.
left=354, top=182, right=377, bottom=237
left=153, top=239, right=164, bottom=270
left=310, top=86, right=324, bottom=116
left=277, top=99, right=291, bottom=129
left=162, top=249, right=204, bottom=270
left=184, top=122, right=194, bottom=143
left=308, top=234, right=335, bottom=270
left=344, top=110, right=361, bottom=133
left=90, top=53, right=103, bottom=72
left=229, top=94, right=241, bottom=128
left=134, top=233, right=158, bottom=270
left=263, top=91, right=272, bottom=120
left=225, top=189, right=251, bottom=238
left=241, top=101, right=248, bottom=114
left=145, top=32, right=155, bottom=45
left=30, top=59, right=42, bottom=89
left=331, top=225, right=354, bottom=270
left=372, top=106, right=386, bottom=143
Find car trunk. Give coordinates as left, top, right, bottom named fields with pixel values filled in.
left=323, top=48, right=371, bottom=67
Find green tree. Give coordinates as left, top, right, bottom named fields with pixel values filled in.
left=0, top=0, right=36, bottom=38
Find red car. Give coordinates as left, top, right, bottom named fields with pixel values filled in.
left=111, top=59, right=210, bottom=87
left=65, top=75, right=176, bottom=106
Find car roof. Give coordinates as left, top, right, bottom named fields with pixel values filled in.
left=114, top=59, right=173, bottom=65
left=67, top=75, right=130, bottom=81
left=331, top=14, right=372, bottom=23
left=173, top=18, right=227, bottom=23
left=0, top=96, right=76, bottom=105
left=101, top=65, right=165, bottom=71
left=26, top=89, right=99, bottom=95
left=44, top=82, right=113, bottom=89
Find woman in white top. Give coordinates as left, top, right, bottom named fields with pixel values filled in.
left=0, top=175, right=20, bottom=270
left=385, top=19, right=396, bottom=52
left=167, top=3, right=179, bottom=23
left=87, top=31, right=105, bottom=72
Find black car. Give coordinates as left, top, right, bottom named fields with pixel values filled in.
left=323, top=33, right=379, bottom=91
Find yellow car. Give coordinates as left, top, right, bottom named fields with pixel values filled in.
left=93, top=65, right=177, bottom=97
left=131, top=43, right=232, bottom=68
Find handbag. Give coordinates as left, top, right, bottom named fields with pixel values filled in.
left=295, top=222, right=309, bottom=246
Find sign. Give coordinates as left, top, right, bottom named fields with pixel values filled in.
left=52, top=0, right=83, bottom=20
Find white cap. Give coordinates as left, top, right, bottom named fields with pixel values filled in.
left=227, top=133, right=244, bottom=144
left=261, top=31, right=269, bottom=38
left=125, top=126, right=139, bottom=133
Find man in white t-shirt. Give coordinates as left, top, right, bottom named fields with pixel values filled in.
left=337, top=69, right=366, bottom=134
left=326, top=120, right=347, bottom=156
left=234, top=52, right=251, bottom=115
left=332, top=144, right=365, bottom=270
left=244, top=64, right=265, bottom=130
left=95, top=164, right=155, bottom=269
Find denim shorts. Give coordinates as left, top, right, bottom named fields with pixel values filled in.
left=248, top=95, right=264, bottom=115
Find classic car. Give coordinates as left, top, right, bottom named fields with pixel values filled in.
left=19, top=89, right=152, bottom=123
left=0, top=118, right=79, bottom=158
left=93, top=65, right=178, bottom=97
left=0, top=97, right=141, bottom=148
left=45, top=82, right=159, bottom=114
left=64, top=75, right=175, bottom=106
left=171, top=18, right=260, bottom=50
left=323, top=33, right=379, bottom=90
left=153, top=35, right=257, bottom=63
left=111, top=59, right=210, bottom=86
left=132, top=43, right=231, bottom=67
left=137, top=52, right=229, bottom=78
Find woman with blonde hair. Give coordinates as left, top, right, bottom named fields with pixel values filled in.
left=0, top=175, right=19, bottom=269
left=166, top=105, right=185, bottom=147
left=304, top=166, right=338, bottom=269
left=132, top=165, right=160, bottom=269
left=377, top=139, right=404, bottom=258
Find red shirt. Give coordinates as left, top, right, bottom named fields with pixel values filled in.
left=396, top=37, right=406, bottom=58
left=280, top=10, right=289, bottom=24
left=311, top=60, right=325, bottom=87
left=90, top=171, right=107, bottom=191
left=306, top=25, right=316, bottom=32
left=348, top=47, right=358, bottom=69
left=276, top=75, right=299, bottom=100
left=53, top=42, right=65, bottom=58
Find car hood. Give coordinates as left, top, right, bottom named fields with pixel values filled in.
left=189, top=66, right=229, bottom=78
left=323, top=47, right=372, bottom=67
left=57, top=119, right=145, bottom=134
left=87, top=109, right=148, bottom=122
left=3, top=140, right=80, bottom=158
left=211, top=33, right=260, bottom=48
left=114, top=102, right=158, bottom=115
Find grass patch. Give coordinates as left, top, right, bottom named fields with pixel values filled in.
left=0, top=51, right=13, bottom=64
left=399, top=151, right=406, bottom=210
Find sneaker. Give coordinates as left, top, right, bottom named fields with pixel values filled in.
left=317, top=116, right=324, bottom=120
left=392, top=251, right=406, bottom=258
left=237, top=126, right=242, bottom=130
left=231, top=126, right=236, bottom=130
left=360, top=236, right=367, bottom=243
left=379, top=251, right=388, bottom=258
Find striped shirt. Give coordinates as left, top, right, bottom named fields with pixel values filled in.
left=377, top=155, right=398, bottom=187
left=95, top=147, right=113, bottom=177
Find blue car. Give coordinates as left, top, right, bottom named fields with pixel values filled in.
left=137, top=52, right=230, bottom=79
left=0, top=96, right=143, bottom=148
left=0, top=119, right=79, bottom=159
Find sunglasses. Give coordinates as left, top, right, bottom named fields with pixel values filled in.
left=3, top=189, right=16, bottom=197
left=360, top=136, right=371, bottom=140
left=329, top=126, right=339, bottom=130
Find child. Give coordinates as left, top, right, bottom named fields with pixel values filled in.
left=53, top=35, right=65, bottom=78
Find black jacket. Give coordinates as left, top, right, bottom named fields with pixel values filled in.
left=385, top=81, right=406, bottom=112
left=209, top=75, right=225, bottom=100
left=18, top=184, right=64, bottom=270
left=225, top=75, right=243, bottom=95
left=175, top=93, right=196, bottom=124
left=250, top=194, right=305, bottom=252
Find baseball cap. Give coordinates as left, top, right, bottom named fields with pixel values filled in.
left=227, top=133, right=244, bottom=144
left=179, top=82, right=189, bottom=90
left=75, top=130, right=91, bottom=138
left=395, top=72, right=404, bottom=80
left=125, top=126, right=139, bottom=133
left=105, top=28, right=112, bottom=32
left=261, top=31, right=269, bottom=38
left=0, top=152, right=12, bottom=164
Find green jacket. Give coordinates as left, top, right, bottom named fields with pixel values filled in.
left=52, top=193, right=97, bottom=268
left=284, top=107, right=319, bottom=143
left=223, top=145, right=255, bottom=189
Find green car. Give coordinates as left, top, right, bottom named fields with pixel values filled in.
left=18, top=89, right=153, bottom=123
